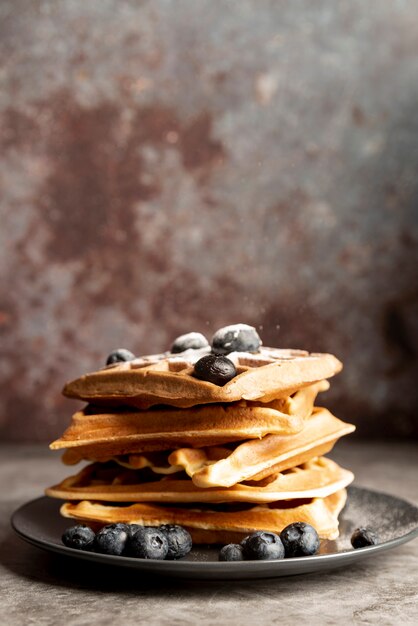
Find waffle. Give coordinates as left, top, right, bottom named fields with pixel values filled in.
left=46, top=456, right=353, bottom=504
left=60, top=489, right=347, bottom=541
left=169, top=407, right=355, bottom=487
left=63, top=346, right=342, bottom=409
left=52, top=381, right=329, bottom=464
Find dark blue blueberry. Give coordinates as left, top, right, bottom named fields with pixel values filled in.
left=62, top=524, right=95, bottom=551
left=351, top=527, right=379, bottom=549
left=219, top=544, right=245, bottom=561
left=240, top=535, right=250, bottom=550
left=280, top=522, right=320, bottom=557
left=94, top=523, right=129, bottom=556
left=241, top=531, right=284, bottom=560
left=159, top=524, right=192, bottom=559
left=211, top=324, right=261, bottom=355
left=171, top=332, right=209, bottom=354
left=106, top=349, right=135, bottom=365
left=128, top=527, right=168, bottom=559
left=126, top=523, right=144, bottom=538
left=193, top=354, right=237, bottom=386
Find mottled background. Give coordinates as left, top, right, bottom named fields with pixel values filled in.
left=1, top=0, right=417, bottom=441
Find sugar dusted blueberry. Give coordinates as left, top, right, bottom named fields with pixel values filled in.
left=171, top=332, right=209, bottom=354
left=211, top=324, right=261, bottom=355
left=193, top=354, right=237, bottom=386
left=106, top=349, right=135, bottom=365
left=351, top=527, right=379, bottom=549
left=126, top=523, right=144, bottom=537
left=241, top=531, right=284, bottom=560
left=280, top=522, right=320, bottom=557
left=128, top=527, right=168, bottom=559
left=94, top=523, right=129, bottom=556
left=62, top=524, right=95, bottom=551
left=159, top=524, right=192, bottom=559
left=219, top=544, right=245, bottom=561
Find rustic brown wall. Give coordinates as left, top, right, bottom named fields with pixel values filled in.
left=1, top=1, right=418, bottom=441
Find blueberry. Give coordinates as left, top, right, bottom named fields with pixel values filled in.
left=126, top=523, right=144, bottom=537
left=62, top=524, right=95, bottom=551
left=351, top=527, right=379, bottom=549
left=159, top=524, right=193, bottom=559
left=194, top=354, right=237, bottom=386
left=240, top=535, right=250, bottom=550
left=280, top=522, right=320, bottom=557
left=128, top=527, right=169, bottom=559
left=171, top=332, right=209, bottom=354
left=94, top=523, right=130, bottom=556
left=241, top=531, right=285, bottom=560
left=106, top=349, right=135, bottom=365
left=211, top=324, right=261, bottom=355
left=219, top=544, right=245, bottom=561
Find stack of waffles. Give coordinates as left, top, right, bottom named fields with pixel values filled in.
left=47, top=329, right=355, bottom=543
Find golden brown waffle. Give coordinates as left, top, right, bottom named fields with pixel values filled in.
left=169, top=408, right=355, bottom=487
left=46, top=456, right=353, bottom=504
left=52, top=381, right=328, bottom=464
left=63, top=347, right=342, bottom=409
left=60, top=489, right=347, bottom=541
left=51, top=402, right=303, bottom=456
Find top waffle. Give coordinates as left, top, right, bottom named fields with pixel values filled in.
left=63, top=346, right=342, bottom=409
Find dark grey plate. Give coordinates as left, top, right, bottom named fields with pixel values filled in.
left=11, top=486, right=418, bottom=580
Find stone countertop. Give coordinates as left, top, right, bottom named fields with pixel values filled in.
left=1, top=442, right=417, bottom=625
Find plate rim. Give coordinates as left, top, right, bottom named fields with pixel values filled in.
left=11, top=487, right=418, bottom=577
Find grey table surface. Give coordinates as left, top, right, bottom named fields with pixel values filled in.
left=0, top=442, right=417, bottom=626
